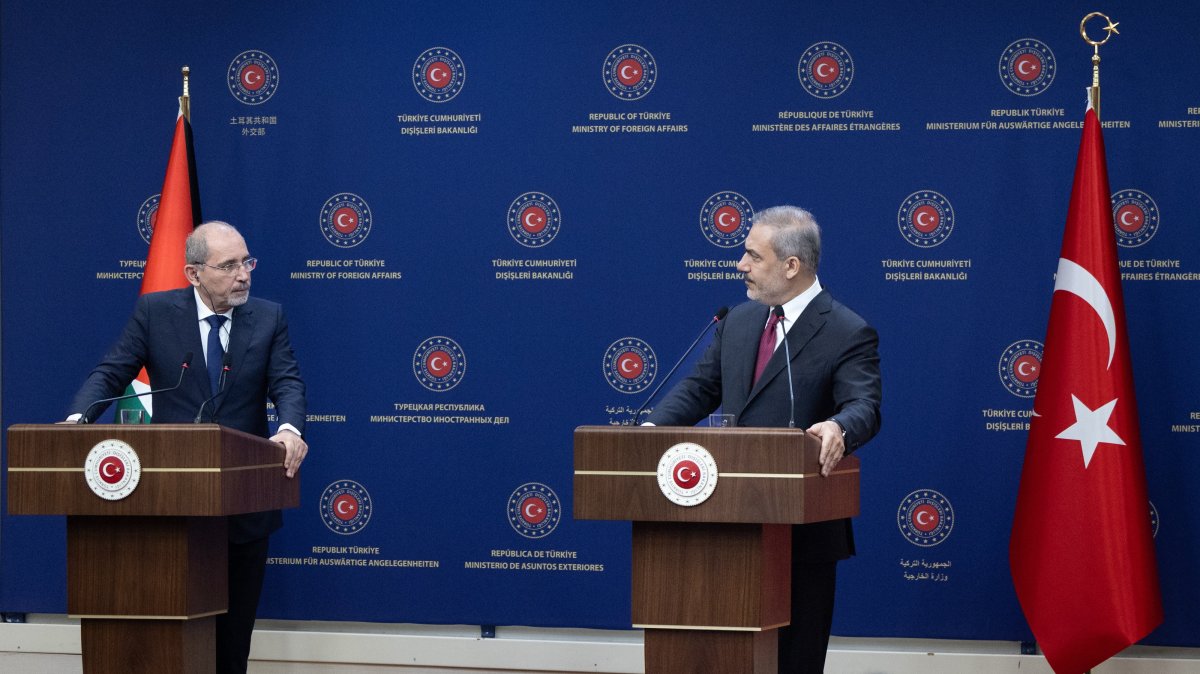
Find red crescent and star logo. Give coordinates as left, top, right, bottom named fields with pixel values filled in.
left=1110, top=189, right=1160, bottom=248
left=507, top=192, right=563, bottom=247
left=413, top=47, right=466, bottom=102
left=414, top=336, right=467, bottom=391
left=319, top=193, right=373, bottom=248
left=657, top=443, right=719, bottom=506
left=603, top=45, right=657, bottom=100
left=700, top=191, right=754, bottom=248
left=227, top=50, right=280, bottom=105
left=897, top=489, right=955, bottom=547
left=798, top=42, right=854, bottom=98
left=320, top=480, right=373, bottom=534
left=603, top=338, right=657, bottom=393
left=508, top=483, right=562, bottom=538
left=999, top=39, right=1056, bottom=96
left=84, top=439, right=142, bottom=500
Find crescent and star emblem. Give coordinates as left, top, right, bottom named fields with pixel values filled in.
left=717, top=212, right=736, bottom=228
left=524, top=503, right=543, bottom=518
left=524, top=212, right=541, bottom=227
left=429, top=65, right=447, bottom=83
left=1053, top=257, right=1117, bottom=368
left=1119, top=210, right=1139, bottom=227
left=620, top=64, right=638, bottom=80
left=1017, top=59, right=1037, bottom=76
left=337, top=500, right=354, bottom=515
left=916, top=211, right=935, bottom=228
left=84, top=441, right=140, bottom=499
left=656, top=444, right=717, bottom=506
left=429, top=356, right=447, bottom=373
left=916, top=510, right=934, bottom=526
left=336, top=213, right=356, bottom=228
left=816, top=62, right=833, bottom=78
left=619, top=356, right=639, bottom=374
left=1016, top=361, right=1036, bottom=377
left=242, top=69, right=261, bottom=86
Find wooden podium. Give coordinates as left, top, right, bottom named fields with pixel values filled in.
left=574, top=425, right=860, bottom=674
left=6, top=424, right=299, bottom=674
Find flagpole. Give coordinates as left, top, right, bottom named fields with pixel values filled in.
left=1080, top=12, right=1119, bottom=120
left=1079, top=17, right=1122, bottom=672
left=180, top=66, right=191, bottom=122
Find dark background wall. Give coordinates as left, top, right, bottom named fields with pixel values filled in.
left=2, top=0, right=1197, bottom=644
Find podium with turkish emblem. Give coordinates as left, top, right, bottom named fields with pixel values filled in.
left=574, top=425, right=860, bottom=674
left=6, top=423, right=298, bottom=674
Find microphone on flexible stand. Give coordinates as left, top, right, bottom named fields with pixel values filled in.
left=194, top=352, right=232, bottom=423
left=78, top=352, right=193, bottom=424
left=773, top=305, right=796, bottom=429
left=631, top=306, right=729, bottom=425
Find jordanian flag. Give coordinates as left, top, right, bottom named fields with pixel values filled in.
left=116, top=91, right=201, bottom=422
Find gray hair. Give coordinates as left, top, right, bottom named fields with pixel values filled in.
left=751, top=206, right=821, bottom=272
left=185, top=221, right=239, bottom=264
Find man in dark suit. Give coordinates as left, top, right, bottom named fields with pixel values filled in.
left=646, top=205, right=881, bottom=672
left=68, top=220, right=308, bottom=674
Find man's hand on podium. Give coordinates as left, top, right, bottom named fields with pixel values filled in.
left=806, top=420, right=845, bottom=477
left=271, top=428, right=308, bottom=478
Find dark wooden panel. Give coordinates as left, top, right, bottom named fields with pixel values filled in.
left=8, top=424, right=222, bottom=469
left=81, top=617, right=214, bottom=674
left=632, top=522, right=789, bottom=629
left=574, top=425, right=858, bottom=524
left=7, top=424, right=298, bottom=516
left=644, top=629, right=777, bottom=674
left=68, top=516, right=226, bottom=618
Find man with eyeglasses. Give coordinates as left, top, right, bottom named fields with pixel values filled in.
left=67, top=220, right=307, bottom=674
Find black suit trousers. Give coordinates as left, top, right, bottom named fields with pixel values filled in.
left=777, top=559, right=837, bottom=673
left=216, top=535, right=270, bottom=674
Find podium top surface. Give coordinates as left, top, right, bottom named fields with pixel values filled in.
left=8, top=423, right=269, bottom=466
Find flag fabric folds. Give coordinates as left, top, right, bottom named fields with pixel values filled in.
left=115, top=101, right=201, bottom=422
left=1009, top=102, right=1162, bottom=673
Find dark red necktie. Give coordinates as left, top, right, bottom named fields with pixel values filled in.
left=752, top=309, right=781, bottom=384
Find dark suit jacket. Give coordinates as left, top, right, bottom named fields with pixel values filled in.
left=70, top=287, right=307, bottom=543
left=646, top=291, right=881, bottom=562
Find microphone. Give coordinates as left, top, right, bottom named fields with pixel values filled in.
left=79, top=352, right=193, bottom=424
left=631, top=306, right=729, bottom=425
left=774, top=305, right=796, bottom=429
left=194, top=351, right=233, bottom=423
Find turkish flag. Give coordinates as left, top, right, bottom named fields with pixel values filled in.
left=1009, top=103, right=1162, bottom=673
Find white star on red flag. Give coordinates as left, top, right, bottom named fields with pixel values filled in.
left=1055, top=394, right=1125, bottom=468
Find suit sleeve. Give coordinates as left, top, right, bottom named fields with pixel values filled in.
left=828, top=322, right=882, bottom=453
left=644, top=320, right=725, bottom=426
left=265, top=304, right=307, bottom=435
left=68, top=296, right=151, bottom=421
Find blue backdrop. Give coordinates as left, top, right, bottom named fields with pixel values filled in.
left=2, top=0, right=1198, bottom=646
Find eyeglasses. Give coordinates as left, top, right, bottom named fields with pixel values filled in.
left=197, top=258, right=257, bottom=274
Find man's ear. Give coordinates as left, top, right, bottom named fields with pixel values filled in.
left=785, top=256, right=802, bottom=279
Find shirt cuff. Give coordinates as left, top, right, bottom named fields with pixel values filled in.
left=277, top=423, right=302, bottom=437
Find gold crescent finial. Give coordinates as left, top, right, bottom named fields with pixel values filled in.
left=1079, top=13, right=1118, bottom=119
left=1080, top=12, right=1119, bottom=46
